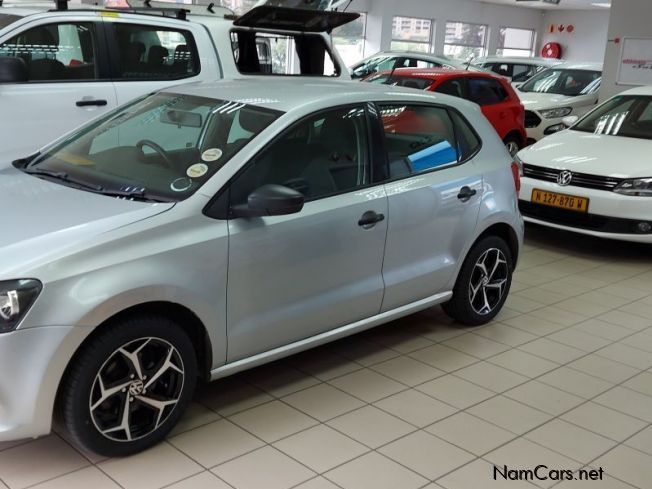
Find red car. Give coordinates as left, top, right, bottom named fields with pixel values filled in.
left=365, top=68, right=527, bottom=156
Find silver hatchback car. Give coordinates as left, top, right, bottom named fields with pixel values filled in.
left=0, top=79, right=523, bottom=456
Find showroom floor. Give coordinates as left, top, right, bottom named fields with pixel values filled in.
left=1, top=224, right=652, bottom=489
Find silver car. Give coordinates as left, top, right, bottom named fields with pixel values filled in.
left=0, top=78, right=523, bottom=456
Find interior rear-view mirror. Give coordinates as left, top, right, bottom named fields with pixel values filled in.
left=0, top=57, right=28, bottom=84
left=160, top=110, right=203, bottom=128
left=232, top=184, right=305, bottom=218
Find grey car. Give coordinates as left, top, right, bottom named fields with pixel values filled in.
left=0, top=78, right=523, bottom=456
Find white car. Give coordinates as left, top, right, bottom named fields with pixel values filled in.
left=516, top=62, right=602, bottom=144
left=473, top=56, right=563, bottom=85
left=517, top=85, right=652, bottom=243
left=350, top=51, right=484, bottom=80
left=0, top=1, right=353, bottom=163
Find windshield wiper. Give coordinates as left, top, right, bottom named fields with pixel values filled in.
left=23, top=168, right=104, bottom=191
left=93, top=188, right=173, bottom=203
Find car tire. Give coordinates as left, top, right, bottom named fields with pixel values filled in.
left=59, top=314, right=197, bottom=457
left=504, top=135, right=521, bottom=157
left=442, top=236, right=514, bottom=326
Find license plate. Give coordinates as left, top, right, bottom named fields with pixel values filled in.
left=531, top=189, right=589, bottom=213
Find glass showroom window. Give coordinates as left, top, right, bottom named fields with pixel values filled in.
left=391, top=16, right=433, bottom=53
left=444, top=21, right=487, bottom=60
left=215, top=0, right=258, bottom=15
left=497, top=27, right=535, bottom=57
left=332, top=13, right=367, bottom=66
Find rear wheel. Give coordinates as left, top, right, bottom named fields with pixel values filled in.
left=504, top=135, right=521, bottom=157
left=443, top=236, right=513, bottom=326
left=59, top=315, right=197, bottom=457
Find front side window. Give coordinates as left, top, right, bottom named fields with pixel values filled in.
left=0, top=22, right=98, bottom=81
left=444, top=21, right=487, bottom=60
left=26, top=93, right=282, bottom=201
left=112, top=23, right=199, bottom=80
left=391, top=16, right=433, bottom=52
left=520, top=69, right=601, bottom=96
left=379, top=104, right=459, bottom=179
left=230, top=106, right=370, bottom=205
left=574, top=95, right=652, bottom=140
left=467, top=78, right=508, bottom=106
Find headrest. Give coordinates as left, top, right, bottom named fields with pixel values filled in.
left=147, top=46, right=168, bottom=65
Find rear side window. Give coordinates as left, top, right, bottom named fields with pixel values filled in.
left=512, top=64, right=533, bottom=82
left=436, top=78, right=466, bottom=98
left=231, top=30, right=339, bottom=77
left=450, top=111, right=481, bottom=160
left=467, top=78, right=508, bottom=106
left=0, top=14, right=21, bottom=30
left=379, top=104, right=458, bottom=179
left=112, top=23, right=199, bottom=80
left=0, top=22, right=98, bottom=81
left=398, top=58, right=442, bottom=69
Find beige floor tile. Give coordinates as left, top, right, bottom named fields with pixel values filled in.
left=165, top=472, right=232, bottom=489
left=474, top=323, right=538, bottom=347
left=567, top=354, right=640, bottom=384
left=274, top=425, right=367, bottom=473
left=619, top=301, right=652, bottom=322
left=29, top=467, right=120, bottom=489
left=468, top=396, right=551, bottom=434
left=594, top=386, right=652, bottom=422
left=573, top=319, right=634, bottom=342
left=169, top=402, right=221, bottom=437
left=328, top=368, right=405, bottom=403
left=554, top=473, right=636, bottom=489
left=426, top=412, right=516, bottom=456
left=594, top=445, right=652, bottom=489
left=416, top=375, right=494, bottom=409
left=287, top=349, right=362, bottom=381
left=282, top=383, right=364, bottom=422
left=0, top=440, right=29, bottom=453
left=98, top=443, right=202, bottom=489
left=504, top=295, right=546, bottom=314
left=492, top=306, right=523, bottom=322
left=623, top=371, right=652, bottom=397
left=504, top=381, right=584, bottom=416
left=293, top=476, right=342, bottom=489
left=595, top=343, right=652, bottom=370
left=525, top=419, right=616, bottom=464
left=334, top=338, right=401, bottom=366
left=0, top=436, right=89, bottom=489
left=443, top=334, right=511, bottom=359
left=488, top=350, right=558, bottom=378
left=438, top=459, right=538, bottom=489
left=408, top=344, right=479, bottom=372
left=599, top=310, right=652, bottom=331
left=454, top=362, right=529, bottom=393
left=370, top=355, right=445, bottom=386
left=169, top=419, right=264, bottom=468
left=561, top=402, right=647, bottom=442
left=518, top=338, right=585, bottom=364
left=369, top=327, right=435, bottom=354
left=212, top=446, right=314, bottom=489
left=577, top=290, right=631, bottom=309
left=537, top=367, right=613, bottom=399
left=244, top=363, right=320, bottom=398
left=229, top=400, right=318, bottom=443
left=527, top=307, right=587, bottom=328
left=375, top=389, right=458, bottom=427
left=324, top=452, right=427, bottom=489
left=196, top=377, right=273, bottom=417
left=327, top=406, right=414, bottom=448
left=514, top=287, right=569, bottom=305
left=547, top=328, right=611, bottom=353
left=501, top=314, right=568, bottom=336
left=624, top=425, right=652, bottom=455
left=620, top=331, right=652, bottom=353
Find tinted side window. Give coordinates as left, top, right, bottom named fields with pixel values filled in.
left=398, top=58, right=441, bottom=69
left=512, top=64, right=533, bottom=82
left=490, top=63, right=512, bottom=78
left=436, top=78, right=466, bottom=99
left=379, top=104, right=458, bottom=179
left=0, top=22, right=98, bottom=81
left=450, top=111, right=481, bottom=160
left=230, top=106, right=370, bottom=205
left=468, top=78, right=508, bottom=106
left=112, top=23, right=199, bottom=80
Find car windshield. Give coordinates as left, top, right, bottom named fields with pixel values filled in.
left=366, top=74, right=433, bottom=90
left=519, top=69, right=601, bottom=96
left=25, top=93, right=283, bottom=201
left=573, top=95, right=652, bottom=140
left=0, top=14, right=21, bottom=29
left=352, top=55, right=394, bottom=77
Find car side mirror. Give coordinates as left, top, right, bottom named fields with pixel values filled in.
left=0, top=57, right=28, bottom=83
left=232, top=184, right=305, bottom=218
left=562, top=115, right=579, bottom=128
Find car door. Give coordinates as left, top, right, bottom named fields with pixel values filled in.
left=225, top=104, right=389, bottom=361
left=467, top=76, right=512, bottom=140
left=0, top=17, right=117, bottom=161
left=377, top=102, right=483, bottom=312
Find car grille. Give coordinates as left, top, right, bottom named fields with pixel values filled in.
left=524, top=111, right=541, bottom=128
left=523, top=164, right=623, bottom=192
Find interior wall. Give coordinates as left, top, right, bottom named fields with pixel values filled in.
left=538, top=9, right=610, bottom=63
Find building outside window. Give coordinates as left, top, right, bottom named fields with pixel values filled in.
left=497, top=27, right=536, bottom=57
left=391, top=16, right=433, bottom=53
left=444, top=21, right=487, bottom=60
left=332, top=13, right=367, bottom=67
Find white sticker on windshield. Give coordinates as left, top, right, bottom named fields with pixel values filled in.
left=170, top=178, right=193, bottom=192
left=202, top=148, right=223, bottom=162
left=187, top=163, right=208, bottom=179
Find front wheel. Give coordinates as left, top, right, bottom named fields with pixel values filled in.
left=442, top=236, right=514, bottom=326
left=59, top=315, right=197, bottom=457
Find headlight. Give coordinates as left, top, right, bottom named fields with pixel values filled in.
left=539, top=107, right=573, bottom=119
left=0, top=280, right=42, bottom=333
left=614, top=178, right=652, bottom=197
left=513, top=154, right=524, bottom=177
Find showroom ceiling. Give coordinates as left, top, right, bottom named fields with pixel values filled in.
left=472, top=0, right=611, bottom=10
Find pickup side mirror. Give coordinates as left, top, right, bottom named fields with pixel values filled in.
left=562, top=115, right=579, bottom=128
left=0, top=57, right=28, bottom=83
left=232, top=184, right=305, bottom=218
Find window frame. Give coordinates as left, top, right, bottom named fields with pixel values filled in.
left=390, top=15, right=434, bottom=53
left=497, top=26, right=536, bottom=57
left=443, top=20, right=488, bottom=58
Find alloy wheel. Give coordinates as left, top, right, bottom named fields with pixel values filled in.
left=468, top=248, right=509, bottom=316
left=505, top=141, right=520, bottom=157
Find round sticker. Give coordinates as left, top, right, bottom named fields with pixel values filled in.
left=187, top=163, right=209, bottom=178
left=202, top=148, right=223, bottom=162
left=170, top=177, right=193, bottom=192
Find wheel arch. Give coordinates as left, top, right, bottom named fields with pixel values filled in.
left=473, top=222, right=521, bottom=269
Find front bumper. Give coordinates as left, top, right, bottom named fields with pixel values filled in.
left=0, top=326, right=89, bottom=441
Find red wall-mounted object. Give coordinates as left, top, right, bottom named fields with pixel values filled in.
left=542, top=42, right=562, bottom=59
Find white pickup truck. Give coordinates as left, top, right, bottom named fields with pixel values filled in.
left=0, top=0, right=356, bottom=162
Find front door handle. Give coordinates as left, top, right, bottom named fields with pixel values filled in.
left=457, top=186, right=477, bottom=202
left=76, top=99, right=108, bottom=107
left=358, top=210, right=385, bottom=229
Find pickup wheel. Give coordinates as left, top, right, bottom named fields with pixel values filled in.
left=443, top=236, right=513, bottom=326
left=59, top=315, right=197, bottom=457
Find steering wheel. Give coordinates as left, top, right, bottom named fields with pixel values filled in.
left=136, top=140, right=174, bottom=169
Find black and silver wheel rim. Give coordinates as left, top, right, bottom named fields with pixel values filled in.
left=505, top=141, right=520, bottom=157
left=468, top=248, right=509, bottom=316
left=89, top=337, right=185, bottom=443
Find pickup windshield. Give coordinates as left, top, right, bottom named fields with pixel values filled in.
left=519, top=69, right=601, bottom=96
left=573, top=95, right=652, bottom=140
left=25, top=93, right=283, bottom=201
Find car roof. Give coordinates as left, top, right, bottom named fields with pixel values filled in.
left=362, top=51, right=459, bottom=64
left=475, top=56, right=563, bottom=65
left=620, top=85, right=652, bottom=97
left=371, top=68, right=504, bottom=80
left=553, top=62, right=603, bottom=71
left=165, top=78, right=479, bottom=115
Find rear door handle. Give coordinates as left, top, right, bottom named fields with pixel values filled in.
left=457, top=186, right=477, bottom=202
left=358, top=210, right=385, bottom=228
left=76, top=99, right=108, bottom=107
